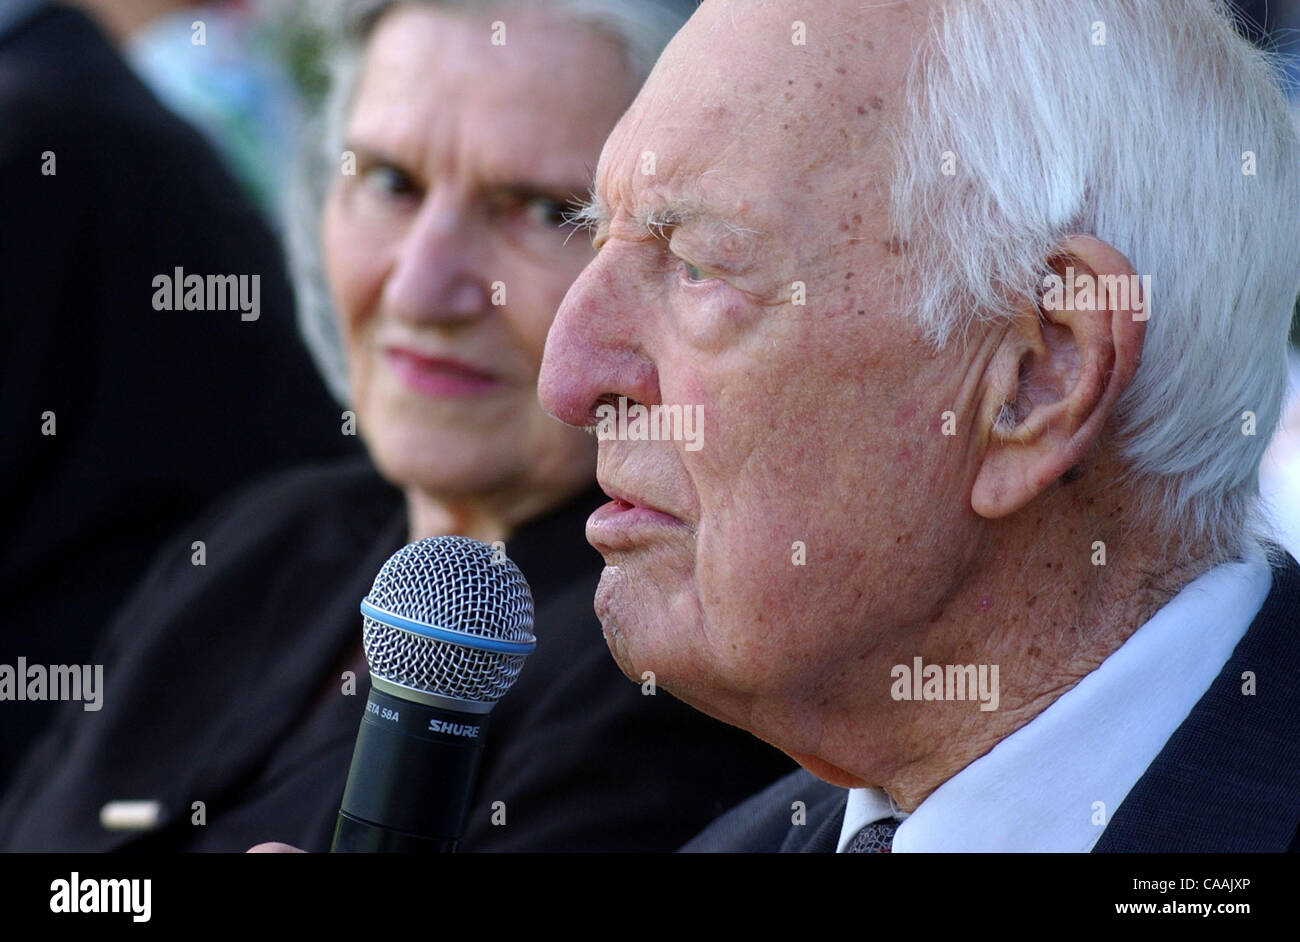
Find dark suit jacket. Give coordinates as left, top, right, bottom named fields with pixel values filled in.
left=0, top=456, right=793, bottom=852
left=0, top=3, right=354, bottom=790
left=683, top=551, right=1300, bottom=852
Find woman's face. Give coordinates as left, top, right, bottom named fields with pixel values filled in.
left=324, top=4, right=635, bottom=505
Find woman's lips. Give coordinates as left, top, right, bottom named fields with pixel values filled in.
left=383, top=348, right=502, bottom=397
left=587, top=497, right=686, bottom=550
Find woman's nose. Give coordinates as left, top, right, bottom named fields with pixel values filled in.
left=382, top=191, right=492, bottom=326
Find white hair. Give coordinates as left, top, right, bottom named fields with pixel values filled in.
left=890, top=0, right=1300, bottom=564
left=285, top=0, right=694, bottom=404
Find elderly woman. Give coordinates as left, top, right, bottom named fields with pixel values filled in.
left=0, top=0, right=790, bottom=852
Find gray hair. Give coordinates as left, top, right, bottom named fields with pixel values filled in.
left=890, top=0, right=1300, bottom=565
left=284, top=0, right=694, bottom=405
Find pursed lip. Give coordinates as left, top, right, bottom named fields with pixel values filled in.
left=597, top=480, right=679, bottom=517
left=588, top=479, right=688, bottom=550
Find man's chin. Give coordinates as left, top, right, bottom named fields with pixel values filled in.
left=788, top=752, right=878, bottom=790
left=593, top=567, right=640, bottom=680
left=593, top=568, right=692, bottom=694
left=591, top=563, right=743, bottom=722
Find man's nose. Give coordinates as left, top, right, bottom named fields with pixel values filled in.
left=539, top=250, right=660, bottom=428
left=382, top=190, right=491, bottom=326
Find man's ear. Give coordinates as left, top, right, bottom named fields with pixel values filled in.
left=971, top=235, right=1148, bottom=519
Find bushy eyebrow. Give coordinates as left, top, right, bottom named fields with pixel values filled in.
left=563, top=187, right=762, bottom=250
left=562, top=186, right=606, bottom=241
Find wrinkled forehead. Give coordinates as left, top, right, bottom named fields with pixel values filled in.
left=350, top=5, right=638, bottom=182
left=593, top=0, right=927, bottom=223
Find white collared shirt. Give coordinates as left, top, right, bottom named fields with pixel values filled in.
left=837, top=543, right=1274, bottom=852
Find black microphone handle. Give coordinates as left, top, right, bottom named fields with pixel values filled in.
left=331, top=685, right=491, bottom=853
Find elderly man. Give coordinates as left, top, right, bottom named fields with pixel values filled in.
left=539, top=0, right=1300, bottom=852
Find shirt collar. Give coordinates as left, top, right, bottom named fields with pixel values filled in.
left=838, top=543, right=1273, bottom=852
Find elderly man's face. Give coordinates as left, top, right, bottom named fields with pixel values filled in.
left=540, top=0, right=973, bottom=732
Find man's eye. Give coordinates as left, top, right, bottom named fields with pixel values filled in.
left=681, top=260, right=711, bottom=283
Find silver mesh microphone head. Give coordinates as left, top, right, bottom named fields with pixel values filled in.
left=360, top=536, right=535, bottom=713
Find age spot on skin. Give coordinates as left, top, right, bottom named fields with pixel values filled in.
left=893, top=400, right=919, bottom=425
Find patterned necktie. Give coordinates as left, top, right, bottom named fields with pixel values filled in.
left=845, top=816, right=899, bottom=853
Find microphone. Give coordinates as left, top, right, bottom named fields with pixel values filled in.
left=330, top=536, right=536, bottom=853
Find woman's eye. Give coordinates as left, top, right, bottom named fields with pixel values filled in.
left=524, top=197, right=570, bottom=229
left=362, top=165, right=418, bottom=199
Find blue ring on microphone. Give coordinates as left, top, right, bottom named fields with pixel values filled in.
left=360, top=599, right=537, bottom=655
